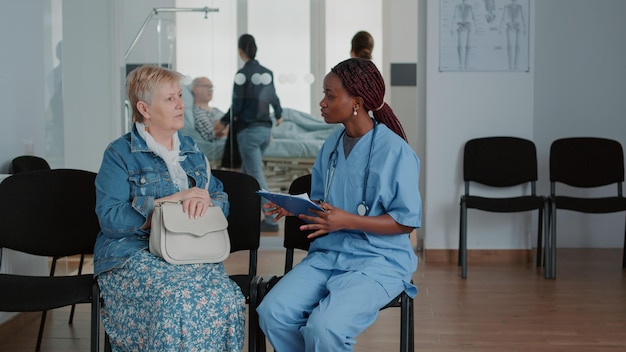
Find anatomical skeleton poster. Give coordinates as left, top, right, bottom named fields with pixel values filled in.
left=439, top=0, right=530, bottom=72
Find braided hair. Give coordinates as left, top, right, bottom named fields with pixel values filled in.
left=330, top=58, right=407, bottom=141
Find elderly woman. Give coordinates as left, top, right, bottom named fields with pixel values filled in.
left=94, top=65, right=245, bottom=351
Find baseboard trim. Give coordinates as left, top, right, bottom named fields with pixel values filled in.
left=424, top=249, right=534, bottom=264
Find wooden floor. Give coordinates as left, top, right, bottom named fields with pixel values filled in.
left=0, top=248, right=624, bottom=351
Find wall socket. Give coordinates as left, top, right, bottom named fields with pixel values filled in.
left=23, top=139, right=35, bottom=155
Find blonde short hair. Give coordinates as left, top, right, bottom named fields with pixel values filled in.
left=126, top=66, right=182, bottom=123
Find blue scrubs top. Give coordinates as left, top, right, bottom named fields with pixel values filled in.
left=304, top=123, right=422, bottom=297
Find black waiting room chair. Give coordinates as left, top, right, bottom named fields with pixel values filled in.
left=11, top=155, right=90, bottom=350
left=10, top=155, right=51, bottom=174
left=459, top=137, right=548, bottom=279
left=211, top=169, right=262, bottom=352
left=0, top=169, right=102, bottom=351
left=546, top=137, right=626, bottom=279
left=255, top=174, right=415, bottom=352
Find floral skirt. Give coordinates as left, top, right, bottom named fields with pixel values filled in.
left=97, top=250, right=246, bottom=352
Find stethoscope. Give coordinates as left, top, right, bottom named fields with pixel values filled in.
left=324, top=119, right=377, bottom=216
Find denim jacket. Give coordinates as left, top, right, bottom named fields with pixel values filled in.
left=93, top=125, right=229, bottom=276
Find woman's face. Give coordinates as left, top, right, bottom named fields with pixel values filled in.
left=142, top=81, right=184, bottom=135
left=319, top=72, right=354, bottom=124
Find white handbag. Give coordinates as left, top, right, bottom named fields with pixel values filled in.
left=149, top=201, right=230, bottom=264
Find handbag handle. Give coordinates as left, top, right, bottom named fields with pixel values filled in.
left=155, top=200, right=183, bottom=207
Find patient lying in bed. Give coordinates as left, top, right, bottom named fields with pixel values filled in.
left=264, top=108, right=340, bottom=159
left=180, top=83, right=339, bottom=168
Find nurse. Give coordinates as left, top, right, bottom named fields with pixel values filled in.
left=257, top=57, right=422, bottom=351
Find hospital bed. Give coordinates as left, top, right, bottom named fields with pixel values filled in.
left=181, top=85, right=339, bottom=191
left=262, top=108, right=339, bottom=191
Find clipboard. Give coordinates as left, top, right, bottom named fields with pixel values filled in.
left=256, top=189, right=324, bottom=217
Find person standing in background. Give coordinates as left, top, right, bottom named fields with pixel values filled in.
left=214, top=33, right=283, bottom=232
left=350, top=30, right=374, bottom=60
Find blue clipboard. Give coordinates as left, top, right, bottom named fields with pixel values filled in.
left=256, top=189, right=324, bottom=217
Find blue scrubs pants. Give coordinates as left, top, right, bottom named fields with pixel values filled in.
left=257, top=262, right=394, bottom=352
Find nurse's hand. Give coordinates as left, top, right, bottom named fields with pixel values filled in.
left=299, top=202, right=352, bottom=239
left=299, top=203, right=413, bottom=238
left=263, top=201, right=293, bottom=221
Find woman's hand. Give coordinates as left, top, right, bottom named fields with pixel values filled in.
left=298, top=202, right=413, bottom=239
left=156, top=187, right=213, bottom=219
left=298, top=202, right=352, bottom=239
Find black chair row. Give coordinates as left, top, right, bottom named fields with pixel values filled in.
left=0, top=168, right=263, bottom=352
left=460, top=136, right=626, bottom=280
left=0, top=169, right=102, bottom=352
left=10, top=155, right=85, bottom=351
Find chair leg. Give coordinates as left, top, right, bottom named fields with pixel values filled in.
left=249, top=276, right=263, bottom=352
left=399, top=292, right=413, bottom=352
left=256, top=275, right=280, bottom=352
left=91, top=282, right=100, bottom=352
left=409, top=295, right=415, bottom=352
left=536, top=207, right=543, bottom=268
left=69, top=253, right=85, bottom=324
left=543, top=201, right=550, bottom=277
left=623, top=218, right=626, bottom=269
left=460, top=201, right=468, bottom=279
left=35, top=311, right=47, bottom=351
left=36, top=256, right=59, bottom=350
left=458, top=202, right=462, bottom=267
left=542, top=203, right=548, bottom=278
left=105, top=333, right=112, bottom=352
left=547, top=202, right=557, bottom=279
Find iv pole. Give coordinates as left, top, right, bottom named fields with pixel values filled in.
left=125, top=7, right=219, bottom=60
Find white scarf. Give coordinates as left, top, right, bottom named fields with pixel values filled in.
left=135, top=122, right=189, bottom=190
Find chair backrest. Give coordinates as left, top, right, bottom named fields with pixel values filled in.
left=0, top=169, right=99, bottom=257
left=284, top=174, right=314, bottom=273
left=11, top=155, right=51, bottom=174
left=211, top=169, right=261, bottom=276
left=463, top=136, right=538, bottom=190
left=550, top=137, right=624, bottom=189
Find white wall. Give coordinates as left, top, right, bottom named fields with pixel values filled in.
left=384, top=0, right=423, bottom=246
left=61, top=1, right=120, bottom=172
left=0, top=1, right=47, bottom=173
left=533, top=0, right=626, bottom=248
left=0, top=1, right=54, bottom=324
left=385, top=0, right=419, bottom=152
left=423, top=0, right=626, bottom=251
left=424, top=0, right=537, bottom=250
